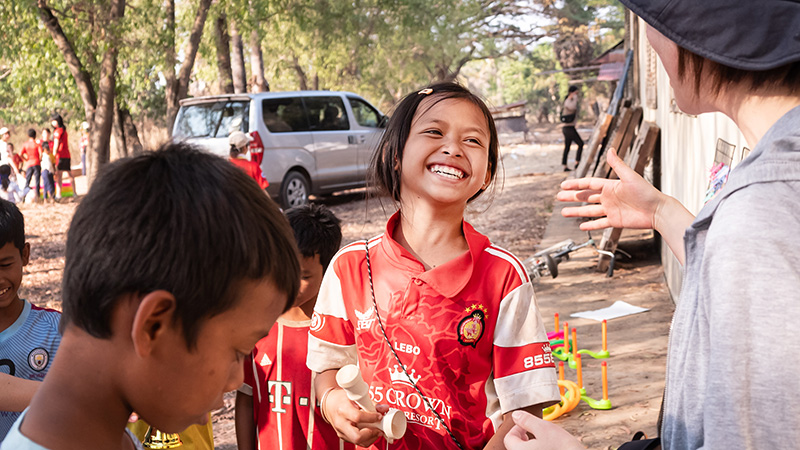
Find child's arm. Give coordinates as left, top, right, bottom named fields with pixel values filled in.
left=0, top=373, right=40, bottom=412
left=314, top=369, right=387, bottom=447
left=234, top=391, right=256, bottom=450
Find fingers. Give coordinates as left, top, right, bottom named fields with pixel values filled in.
left=560, top=176, right=611, bottom=193
left=561, top=204, right=607, bottom=220
left=375, top=404, right=391, bottom=414
left=504, top=411, right=585, bottom=450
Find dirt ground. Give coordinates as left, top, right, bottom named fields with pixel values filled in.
left=20, top=123, right=672, bottom=449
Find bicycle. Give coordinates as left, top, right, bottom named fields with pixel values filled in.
left=524, top=232, right=622, bottom=280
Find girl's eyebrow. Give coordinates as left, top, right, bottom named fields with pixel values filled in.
left=423, top=118, right=488, bottom=136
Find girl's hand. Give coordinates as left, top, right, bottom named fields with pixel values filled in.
left=504, top=410, right=584, bottom=450
left=557, top=148, right=667, bottom=231
left=323, top=388, right=388, bottom=446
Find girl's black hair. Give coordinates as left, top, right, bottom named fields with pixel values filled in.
left=368, top=82, right=499, bottom=204
left=51, top=114, right=65, bottom=129
left=0, top=165, right=9, bottom=191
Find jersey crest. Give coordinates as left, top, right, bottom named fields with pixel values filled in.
left=310, top=311, right=324, bottom=333
left=28, top=348, right=49, bottom=371
left=457, top=304, right=488, bottom=348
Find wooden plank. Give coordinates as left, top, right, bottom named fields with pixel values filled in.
left=592, top=106, right=632, bottom=178
left=576, top=113, right=613, bottom=178
left=596, top=122, right=660, bottom=273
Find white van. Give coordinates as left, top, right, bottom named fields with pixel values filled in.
left=172, top=91, right=385, bottom=207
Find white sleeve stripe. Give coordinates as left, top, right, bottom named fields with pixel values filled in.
left=484, top=246, right=529, bottom=283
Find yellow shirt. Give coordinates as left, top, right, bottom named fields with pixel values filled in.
left=126, top=417, right=214, bottom=450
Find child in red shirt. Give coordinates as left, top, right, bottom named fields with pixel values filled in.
left=308, top=83, right=560, bottom=449
left=236, top=204, right=348, bottom=450
left=20, top=129, right=42, bottom=203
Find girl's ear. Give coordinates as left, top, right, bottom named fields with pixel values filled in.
left=393, top=156, right=401, bottom=172
left=482, top=167, right=492, bottom=189
left=130, top=290, right=178, bottom=358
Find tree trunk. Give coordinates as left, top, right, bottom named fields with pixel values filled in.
left=88, top=0, right=125, bottom=183
left=230, top=20, right=247, bottom=93
left=121, top=108, right=143, bottom=155
left=112, top=101, right=128, bottom=160
left=36, top=0, right=96, bottom=121
left=164, top=0, right=178, bottom=134
left=249, top=28, right=268, bottom=92
left=292, top=56, right=308, bottom=90
left=165, top=0, right=213, bottom=133
left=215, top=13, right=234, bottom=94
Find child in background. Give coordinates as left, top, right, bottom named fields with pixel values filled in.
left=20, top=129, right=42, bottom=203
left=235, top=203, right=349, bottom=450
left=50, top=114, right=77, bottom=201
left=79, top=122, right=89, bottom=175
left=0, top=143, right=300, bottom=450
left=308, top=82, right=560, bottom=449
left=0, top=199, right=61, bottom=440
left=40, top=142, right=56, bottom=203
left=228, top=131, right=268, bottom=190
left=0, top=166, right=30, bottom=204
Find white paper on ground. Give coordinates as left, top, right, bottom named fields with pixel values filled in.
left=569, top=300, right=650, bottom=322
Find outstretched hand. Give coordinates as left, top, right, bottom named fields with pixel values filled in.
left=557, top=148, right=666, bottom=231
left=504, top=410, right=584, bottom=450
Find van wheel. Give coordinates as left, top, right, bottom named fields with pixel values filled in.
left=280, top=171, right=310, bottom=208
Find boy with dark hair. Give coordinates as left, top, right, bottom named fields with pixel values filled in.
left=0, top=199, right=60, bottom=440
left=235, top=203, right=348, bottom=450
left=1, top=143, right=300, bottom=450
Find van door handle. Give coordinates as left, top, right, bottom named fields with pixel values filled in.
left=348, top=135, right=366, bottom=144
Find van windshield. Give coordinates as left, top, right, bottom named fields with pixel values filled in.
left=174, top=101, right=250, bottom=139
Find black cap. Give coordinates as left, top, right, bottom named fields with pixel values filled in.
left=619, top=0, right=800, bottom=70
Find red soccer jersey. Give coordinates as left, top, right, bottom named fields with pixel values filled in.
left=20, top=141, right=41, bottom=169
left=307, top=212, right=560, bottom=450
left=242, top=319, right=353, bottom=450
left=229, top=157, right=268, bottom=189
left=53, top=127, right=70, bottom=160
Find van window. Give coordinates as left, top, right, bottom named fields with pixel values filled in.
left=262, top=98, right=309, bottom=132
left=218, top=102, right=250, bottom=136
left=304, top=97, right=349, bottom=131
left=348, top=97, right=381, bottom=128
left=173, top=101, right=249, bottom=139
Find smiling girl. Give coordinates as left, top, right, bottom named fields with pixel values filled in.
left=307, top=82, right=560, bottom=450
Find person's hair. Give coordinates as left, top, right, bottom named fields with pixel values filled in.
left=0, top=166, right=10, bottom=191
left=61, top=143, right=300, bottom=348
left=42, top=128, right=50, bottom=134
left=27, top=129, right=36, bottom=139
left=0, top=198, right=24, bottom=254
left=229, top=145, right=240, bottom=158
left=50, top=114, right=65, bottom=129
left=678, top=46, right=800, bottom=97
left=568, top=85, right=579, bottom=94
left=285, top=204, right=342, bottom=271
left=369, top=81, right=499, bottom=204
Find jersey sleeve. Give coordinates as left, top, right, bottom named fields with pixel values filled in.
left=306, top=253, right=359, bottom=373
left=492, top=282, right=560, bottom=413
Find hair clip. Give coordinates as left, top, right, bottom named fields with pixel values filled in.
left=418, top=88, right=433, bottom=95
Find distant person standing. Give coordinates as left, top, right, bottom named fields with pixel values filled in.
left=20, top=129, right=42, bottom=203
left=50, top=114, right=77, bottom=201
left=560, top=86, right=583, bottom=171
left=79, top=122, right=89, bottom=176
left=228, top=131, right=268, bottom=190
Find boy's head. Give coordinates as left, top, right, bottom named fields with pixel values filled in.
left=0, top=199, right=30, bottom=317
left=61, top=143, right=300, bottom=430
left=41, top=128, right=50, bottom=140
left=285, top=204, right=342, bottom=308
left=27, top=129, right=37, bottom=139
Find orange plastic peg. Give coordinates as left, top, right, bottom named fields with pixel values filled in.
left=602, top=320, right=608, bottom=352
left=571, top=328, right=578, bottom=360
left=601, top=361, right=609, bottom=401
left=576, top=353, right=583, bottom=389
left=554, top=313, right=559, bottom=334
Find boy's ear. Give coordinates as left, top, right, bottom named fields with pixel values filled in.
left=21, top=243, right=30, bottom=266
left=130, top=290, right=178, bottom=358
